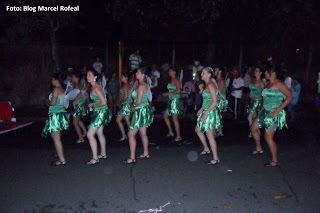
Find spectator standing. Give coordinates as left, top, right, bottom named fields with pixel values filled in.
left=229, top=69, right=244, bottom=119
left=93, top=57, right=103, bottom=74
left=192, top=60, right=203, bottom=82
left=107, top=72, right=120, bottom=116
left=288, top=75, right=301, bottom=122
left=150, top=64, right=161, bottom=111
left=129, top=50, right=142, bottom=70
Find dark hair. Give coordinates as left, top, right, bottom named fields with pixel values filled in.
left=71, top=71, right=81, bottom=79
left=139, top=67, right=151, bottom=76
left=51, top=73, right=66, bottom=91
left=121, top=72, right=129, bottom=78
left=87, top=69, right=99, bottom=78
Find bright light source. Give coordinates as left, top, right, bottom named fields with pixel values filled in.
left=12, top=107, right=15, bottom=112
left=296, top=48, right=300, bottom=51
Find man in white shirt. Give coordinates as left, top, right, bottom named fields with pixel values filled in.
left=93, top=57, right=103, bottom=74
left=229, top=69, right=244, bottom=119
left=150, top=64, right=160, bottom=111
left=129, top=50, right=142, bottom=70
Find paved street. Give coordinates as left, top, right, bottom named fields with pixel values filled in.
left=0, top=108, right=319, bottom=213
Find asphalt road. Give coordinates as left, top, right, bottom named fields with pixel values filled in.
left=0, top=109, right=319, bottom=213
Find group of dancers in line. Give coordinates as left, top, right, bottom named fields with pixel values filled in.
left=42, top=64, right=293, bottom=167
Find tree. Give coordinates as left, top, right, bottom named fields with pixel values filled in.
left=3, top=0, right=78, bottom=72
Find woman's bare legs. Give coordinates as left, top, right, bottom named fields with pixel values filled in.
left=250, top=119, right=262, bottom=152
left=172, top=114, right=181, bottom=139
left=87, top=125, right=99, bottom=162
left=206, top=130, right=219, bottom=161
left=195, top=126, right=209, bottom=152
left=163, top=112, right=174, bottom=135
left=139, top=126, right=149, bottom=156
left=116, top=115, right=126, bottom=138
left=51, top=131, right=66, bottom=163
left=264, top=127, right=278, bottom=164
left=73, top=116, right=84, bottom=141
left=128, top=127, right=139, bottom=160
left=96, top=125, right=106, bottom=156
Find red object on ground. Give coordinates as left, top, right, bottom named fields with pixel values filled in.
left=0, top=101, right=13, bottom=121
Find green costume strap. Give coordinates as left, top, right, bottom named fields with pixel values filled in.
left=247, top=84, right=263, bottom=113
left=90, top=93, right=111, bottom=128
left=129, top=90, right=154, bottom=129
left=166, top=83, right=184, bottom=116
left=42, top=93, right=70, bottom=137
left=217, top=85, right=228, bottom=112
left=73, top=97, right=88, bottom=117
left=117, top=88, right=133, bottom=116
left=257, top=89, right=287, bottom=131
left=197, top=90, right=222, bottom=133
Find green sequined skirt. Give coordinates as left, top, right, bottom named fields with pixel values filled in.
left=129, top=105, right=154, bottom=129
left=73, top=102, right=88, bottom=117
left=217, top=100, right=228, bottom=112
left=197, top=108, right=222, bottom=133
left=90, top=108, right=112, bottom=128
left=257, top=108, right=287, bottom=131
left=166, top=98, right=184, bottom=116
left=42, top=112, right=70, bottom=137
left=247, top=99, right=262, bottom=113
left=117, top=103, right=132, bottom=116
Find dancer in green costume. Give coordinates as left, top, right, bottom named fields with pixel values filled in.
left=195, top=67, right=222, bottom=165
left=71, top=72, right=88, bottom=143
left=250, top=66, right=292, bottom=167
left=124, top=67, right=154, bottom=164
left=162, top=67, right=184, bottom=142
left=116, top=72, right=132, bottom=141
left=247, top=67, right=264, bottom=138
left=86, top=70, right=112, bottom=165
left=42, top=73, right=70, bottom=166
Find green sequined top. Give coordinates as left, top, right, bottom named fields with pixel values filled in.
left=249, top=84, right=263, bottom=99
left=90, top=93, right=108, bottom=110
left=202, top=90, right=217, bottom=110
left=132, top=90, right=149, bottom=109
left=262, top=89, right=284, bottom=111
left=48, top=93, right=66, bottom=113
left=220, top=86, right=226, bottom=98
left=167, top=83, right=180, bottom=100
left=120, top=88, right=133, bottom=104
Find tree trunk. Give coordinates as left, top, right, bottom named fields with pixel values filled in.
left=172, top=41, right=175, bottom=69
left=105, top=39, right=109, bottom=73
left=239, top=38, right=243, bottom=73
left=206, top=42, right=215, bottom=65
left=50, top=30, right=60, bottom=72
left=306, top=42, right=314, bottom=86
left=157, top=40, right=161, bottom=64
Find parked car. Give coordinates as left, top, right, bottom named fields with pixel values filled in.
left=0, top=101, right=32, bottom=134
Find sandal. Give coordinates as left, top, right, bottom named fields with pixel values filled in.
left=173, top=137, right=182, bottom=142
left=51, top=161, right=66, bottom=166
left=123, top=158, right=136, bottom=164
left=83, top=133, right=87, bottom=137
left=166, top=133, right=174, bottom=138
left=119, top=136, right=128, bottom=141
left=264, top=161, right=280, bottom=167
left=76, top=139, right=85, bottom=144
left=200, top=150, right=211, bottom=155
left=98, top=154, right=107, bottom=159
left=86, top=159, right=100, bottom=165
left=205, top=159, right=220, bottom=165
left=250, top=150, right=264, bottom=155
left=137, top=154, right=150, bottom=159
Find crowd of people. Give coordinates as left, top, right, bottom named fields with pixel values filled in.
left=41, top=52, right=307, bottom=169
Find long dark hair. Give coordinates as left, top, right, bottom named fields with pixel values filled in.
left=51, top=73, right=66, bottom=91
